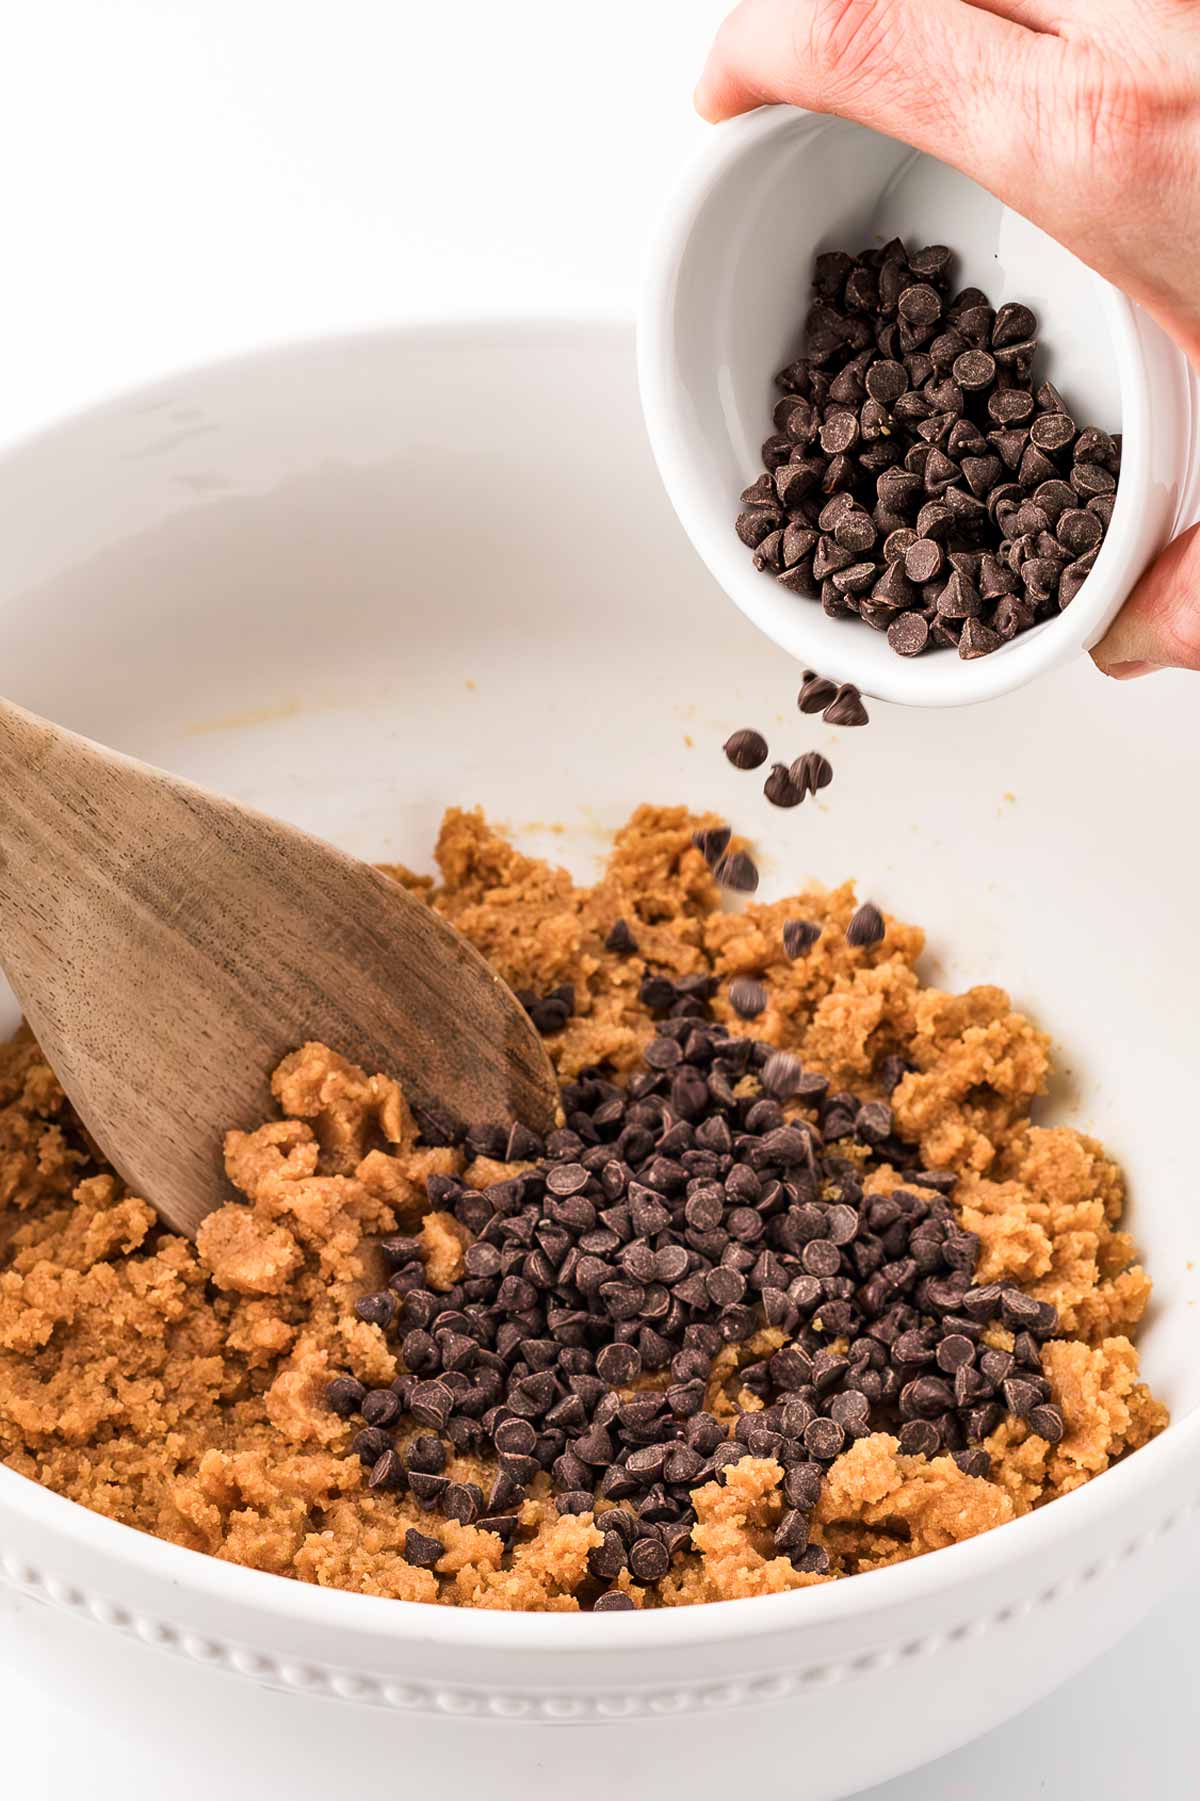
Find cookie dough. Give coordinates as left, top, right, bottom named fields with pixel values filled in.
left=0, top=805, right=1166, bottom=1608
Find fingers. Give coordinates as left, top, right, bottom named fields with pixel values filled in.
left=1091, top=521, right=1200, bottom=676
left=696, top=0, right=1048, bottom=192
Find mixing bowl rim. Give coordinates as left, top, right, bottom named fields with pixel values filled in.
left=0, top=311, right=1191, bottom=1658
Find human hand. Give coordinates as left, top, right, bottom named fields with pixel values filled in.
left=695, top=0, right=1200, bottom=677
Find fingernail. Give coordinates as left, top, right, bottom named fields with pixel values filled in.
left=1102, top=660, right=1165, bottom=680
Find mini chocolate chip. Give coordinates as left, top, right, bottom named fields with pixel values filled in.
left=326, top=1376, right=366, bottom=1418
left=593, top=1590, right=636, bottom=1612
left=823, top=683, right=869, bottom=728
left=898, top=1419, right=941, bottom=1456
left=782, top=919, right=822, bottom=959
left=729, top=976, right=768, bottom=1019
left=355, top=1292, right=397, bottom=1329
left=845, top=902, right=885, bottom=948
left=884, top=609, right=927, bottom=657
left=442, top=1482, right=482, bottom=1525
left=958, top=617, right=1002, bottom=659
left=801, top=1239, right=842, bottom=1277
left=790, top=751, right=833, bottom=799
left=723, top=729, right=769, bottom=770
left=714, top=851, right=759, bottom=893
left=804, top=1416, right=846, bottom=1461
left=692, top=826, right=731, bottom=866
left=367, top=1449, right=406, bottom=1492
left=936, top=1333, right=976, bottom=1373
left=546, top=1161, right=590, bottom=1197
left=797, top=670, right=839, bottom=714
left=407, top=1433, right=447, bottom=1473
left=404, top=1527, right=444, bottom=1568
left=589, top=1531, right=628, bottom=1581
left=1030, top=412, right=1076, bottom=453
left=953, top=349, right=996, bottom=390
left=898, top=284, right=942, bottom=328
left=1002, top=1376, right=1043, bottom=1419
left=361, top=1388, right=402, bottom=1429
left=991, top=301, right=1037, bottom=348
left=605, top=917, right=639, bottom=955
left=1028, top=1403, right=1065, bottom=1445
left=494, top=1417, right=537, bottom=1456
left=410, top=1380, right=454, bottom=1430
left=763, top=761, right=805, bottom=808
left=1057, top=507, right=1103, bottom=556
left=628, top=1537, right=671, bottom=1582
left=596, top=1342, right=642, bottom=1386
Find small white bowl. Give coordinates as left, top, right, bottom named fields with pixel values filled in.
left=639, top=107, right=1200, bottom=706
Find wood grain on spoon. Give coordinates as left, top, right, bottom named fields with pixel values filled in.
left=0, top=698, right=558, bottom=1239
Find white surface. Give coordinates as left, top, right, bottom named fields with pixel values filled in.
left=0, top=4, right=1196, bottom=1796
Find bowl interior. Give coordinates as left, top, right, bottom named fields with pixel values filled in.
left=642, top=110, right=1137, bottom=705
left=0, top=318, right=1195, bottom=1437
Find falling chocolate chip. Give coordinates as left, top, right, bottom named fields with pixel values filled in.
left=763, top=762, right=805, bottom=808
left=723, top=729, right=769, bottom=771
left=790, top=751, right=833, bottom=798
left=797, top=670, right=838, bottom=714
left=823, top=684, right=869, bottom=728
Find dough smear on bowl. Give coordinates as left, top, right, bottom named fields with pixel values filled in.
left=0, top=806, right=1166, bottom=1610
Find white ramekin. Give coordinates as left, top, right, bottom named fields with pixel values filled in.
left=638, top=107, right=1200, bottom=707
left=0, top=317, right=1197, bottom=1799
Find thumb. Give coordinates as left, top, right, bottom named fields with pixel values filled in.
left=695, top=0, right=1045, bottom=199
left=1092, top=521, right=1200, bottom=677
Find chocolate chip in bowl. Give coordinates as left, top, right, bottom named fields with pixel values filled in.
left=638, top=105, right=1199, bottom=705
left=1, top=806, right=1161, bottom=1619
left=735, top=238, right=1121, bottom=662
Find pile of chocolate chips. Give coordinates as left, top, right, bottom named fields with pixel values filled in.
left=328, top=967, right=1064, bottom=1608
left=735, top=240, right=1120, bottom=660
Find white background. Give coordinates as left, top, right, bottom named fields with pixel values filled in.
left=0, top=2, right=1196, bottom=1793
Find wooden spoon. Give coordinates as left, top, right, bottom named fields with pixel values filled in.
left=0, top=698, right=558, bottom=1238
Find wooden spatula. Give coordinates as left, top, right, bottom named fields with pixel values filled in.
left=0, top=698, right=558, bottom=1238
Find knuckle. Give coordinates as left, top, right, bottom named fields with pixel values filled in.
left=802, top=0, right=895, bottom=99
left=1071, top=65, right=1150, bottom=161
left=1055, top=45, right=1193, bottom=188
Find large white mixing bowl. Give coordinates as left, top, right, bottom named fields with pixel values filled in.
left=0, top=318, right=1197, bottom=1800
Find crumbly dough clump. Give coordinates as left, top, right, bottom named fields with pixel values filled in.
left=0, top=806, right=1166, bottom=1607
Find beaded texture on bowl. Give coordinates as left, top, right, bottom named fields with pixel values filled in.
left=1, top=1498, right=1196, bottom=1721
